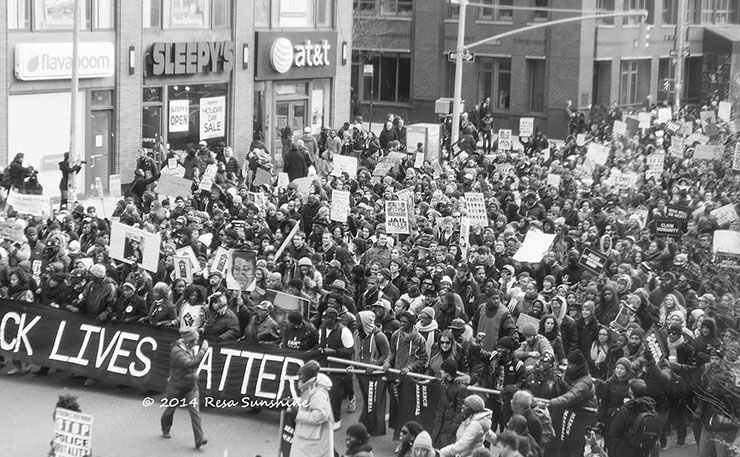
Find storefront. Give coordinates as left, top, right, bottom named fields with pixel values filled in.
left=254, top=30, right=337, bottom=165
left=143, top=40, right=235, bottom=153
left=8, top=41, right=115, bottom=196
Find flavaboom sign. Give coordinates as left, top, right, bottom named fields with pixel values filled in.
left=256, top=31, right=337, bottom=81
left=15, top=42, right=115, bottom=81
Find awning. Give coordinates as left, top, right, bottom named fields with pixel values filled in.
left=704, top=25, right=740, bottom=53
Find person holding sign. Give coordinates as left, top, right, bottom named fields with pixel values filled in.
left=160, top=327, right=209, bottom=449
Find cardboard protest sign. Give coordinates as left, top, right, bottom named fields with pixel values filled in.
left=211, top=247, right=231, bottom=278
left=331, top=190, right=350, bottom=222
left=277, top=172, right=289, bottom=189
left=516, top=313, right=541, bottom=331
left=373, top=162, right=394, bottom=177
left=173, top=255, right=193, bottom=283
left=512, top=231, right=556, bottom=264
left=519, top=118, right=534, bottom=137
left=547, top=173, right=561, bottom=188
left=657, top=107, right=672, bottom=124
left=385, top=200, right=410, bottom=234
left=654, top=218, right=682, bottom=237
left=253, top=168, right=273, bottom=188
left=464, top=192, right=489, bottom=228
left=0, top=221, right=24, bottom=244
left=575, top=133, right=586, bottom=147
left=459, top=216, right=470, bottom=260
left=414, top=152, right=425, bottom=169
left=396, top=188, right=415, bottom=226
left=156, top=174, right=192, bottom=199
left=615, top=172, right=638, bottom=191
left=700, top=110, right=716, bottom=129
left=332, top=155, right=358, bottom=178
left=669, top=137, right=684, bottom=157
left=53, top=408, right=93, bottom=457
left=199, top=163, right=218, bottom=191
left=711, top=204, right=739, bottom=226
left=718, top=101, right=732, bottom=122
left=693, top=144, right=724, bottom=161
left=686, top=133, right=709, bottom=145
left=645, top=152, right=665, bottom=181
left=586, top=143, right=608, bottom=166
left=6, top=191, right=51, bottom=217
left=612, top=120, right=627, bottom=136
left=498, top=129, right=512, bottom=150
left=664, top=120, right=681, bottom=134
left=578, top=247, right=608, bottom=275
left=291, top=177, right=313, bottom=202
left=110, top=222, right=161, bottom=273
left=638, top=112, right=651, bottom=129
left=713, top=230, right=740, bottom=255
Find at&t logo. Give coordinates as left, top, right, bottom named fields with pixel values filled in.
left=270, top=38, right=331, bottom=74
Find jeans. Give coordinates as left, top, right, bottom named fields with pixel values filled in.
left=160, top=385, right=204, bottom=445
left=698, top=427, right=738, bottom=457
left=661, top=404, right=687, bottom=446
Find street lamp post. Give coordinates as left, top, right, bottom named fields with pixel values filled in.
left=450, top=0, right=467, bottom=147
left=674, top=0, right=686, bottom=114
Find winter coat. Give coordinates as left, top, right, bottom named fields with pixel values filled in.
left=439, top=409, right=493, bottom=457
left=597, top=375, right=630, bottom=426
left=202, top=308, right=241, bottom=343
left=549, top=372, right=598, bottom=410
left=576, top=316, right=599, bottom=355
left=166, top=339, right=207, bottom=391
left=387, top=328, right=428, bottom=373
left=435, top=375, right=470, bottom=448
left=606, top=396, right=657, bottom=457
left=292, top=374, right=334, bottom=457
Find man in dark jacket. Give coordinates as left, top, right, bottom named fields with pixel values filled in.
left=281, top=311, right=319, bottom=351
left=283, top=144, right=309, bottom=182
left=6, top=152, right=33, bottom=191
left=201, top=292, right=240, bottom=343
left=58, top=152, right=83, bottom=209
left=606, top=379, right=657, bottom=457
left=161, top=327, right=209, bottom=449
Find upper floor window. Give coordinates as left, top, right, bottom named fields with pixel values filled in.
left=533, top=0, right=548, bottom=21
left=702, top=0, right=735, bottom=24
left=9, top=0, right=114, bottom=30
left=625, top=0, right=654, bottom=25
left=595, top=0, right=614, bottom=24
left=662, top=0, right=677, bottom=24
left=143, top=0, right=231, bottom=29
left=353, top=0, right=412, bottom=17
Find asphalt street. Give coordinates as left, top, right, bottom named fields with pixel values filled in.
left=0, top=369, right=697, bottom=457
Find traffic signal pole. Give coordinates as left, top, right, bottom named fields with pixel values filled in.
left=449, top=6, right=648, bottom=145
left=674, top=0, right=687, bottom=113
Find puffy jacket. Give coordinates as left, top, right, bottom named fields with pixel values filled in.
left=292, top=374, right=334, bottom=457
left=549, top=373, right=598, bottom=410
left=606, top=396, right=657, bottom=457
left=439, top=409, right=493, bottom=457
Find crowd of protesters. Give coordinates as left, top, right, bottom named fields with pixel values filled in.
left=0, top=94, right=740, bottom=457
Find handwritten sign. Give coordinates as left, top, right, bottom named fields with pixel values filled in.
left=0, top=221, right=24, bottom=243
left=657, top=107, right=672, bottom=124
left=330, top=190, right=350, bottom=222
left=199, top=163, right=217, bottom=191
left=613, top=120, right=627, bottom=136
left=385, top=200, right=410, bottom=234
left=277, top=172, right=289, bottom=189
left=6, top=191, right=51, bottom=217
left=464, top=192, right=489, bottom=228
left=513, top=231, right=556, bottom=264
left=547, top=173, right=561, bottom=188
left=638, top=112, right=651, bottom=129
left=718, top=101, right=732, bottom=122
left=157, top=174, right=192, bottom=199
left=645, top=152, right=665, bottom=181
left=253, top=168, right=273, bottom=188
left=498, top=129, right=512, bottom=150
left=373, top=162, right=394, bottom=177
left=519, top=118, right=534, bottom=137
left=615, top=172, right=638, bottom=191
left=576, top=133, right=586, bottom=147
left=587, top=142, right=608, bottom=166
left=414, top=152, right=425, bottom=169
left=666, top=204, right=691, bottom=221
left=693, top=144, right=724, bottom=161
left=711, top=204, right=739, bottom=226
left=332, top=155, right=358, bottom=178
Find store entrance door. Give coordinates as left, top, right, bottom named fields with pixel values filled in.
left=275, top=99, right=307, bottom=160
left=87, top=110, right=111, bottom=194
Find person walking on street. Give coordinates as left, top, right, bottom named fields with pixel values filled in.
left=160, top=327, right=209, bottom=450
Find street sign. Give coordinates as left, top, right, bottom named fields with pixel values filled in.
left=448, top=51, right=475, bottom=63
left=363, top=64, right=374, bottom=76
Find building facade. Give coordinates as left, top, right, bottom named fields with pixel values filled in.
left=351, top=0, right=740, bottom=138
left=2, top=0, right=352, bottom=197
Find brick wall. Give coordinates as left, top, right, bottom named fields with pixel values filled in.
left=332, top=0, right=352, bottom=127
left=115, top=0, right=143, bottom=183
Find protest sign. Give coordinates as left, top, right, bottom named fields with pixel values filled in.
left=625, top=116, right=639, bottom=137
left=156, top=174, right=192, bottom=199
left=169, top=99, right=189, bottom=133
left=109, top=174, right=121, bottom=198
left=644, top=326, right=667, bottom=361
left=6, top=191, right=51, bottom=217
left=516, top=313, right=541, bottom=331
left=638, top=112, right=651, bottom=129
left=385, top=200, right=410, bottom=234
left=414, top=152, right=425, bottom=169
left=373, top=162, right=394, bottom=177
left=615, top=172, right=638, bottom=191
left=393, top=378, right=444, bottom=441
left=0, top=221, right=24, bottom=243
left=253, top=167, right=273, bottom=188
left=175, top=245, right=201, bottom=273
left=519, top=117, right=534, bottom=137
left=700, top=110, right=716, bottom=129
left=110, top=222, right=161, bottom=273
left=291, top=177, right=313, bottom=202
left=645, top=152, right=665, bottom=181
left=693, top=144, right=724, bottom=161
left=386, top=152, right=406, bottom=164
left=199, top=96, right=226, bottom=140
left=277, top=172, right=289, bottom=189
left=666, top=204, right=691, bottom=221
left=173, top=255, right=193, bottom=283
left=657, top=107, right=672, bottom=123
left=396, top=188, right=415, bottom=226
left=578, top=247, right=608, bottom=275
left=226, top=250, right=257, bottom=291
left=669, top=137, right=684, bottom=157
left=547, top=173, right=561, bottom=188
left=719, top=101, right=732, bottom=122
left=711, top=204, right=739, bottom=226
left=459, top=216, right=470, bottom=260
left=498, top=129, right=512, bottom=150
left=654, top=218, right=682, bottom=237
left=211, top=247, right=231, bottom=277
left=586, top=143, right=608, bottom=166
left=0, top=300, right=315, bottom=406
left=168, top=157, right=178, bottom=169
left=513, top=231, right=556, bottom=264
left=734, top=143, right=740, bottom=171
left=275, top=222, right=300, bottom=259
left=53, top=408, right=93, bottom=457
left=612, top=120, right=627, bottom=136
left=464, top=192, right=489, bottom=228
left=331, top=190, right=350, bottom=222
left=705, top=124, right=720, bottom=138
left=715, top=253, right=740, bottom=275
left=576, top=133, right=586, bottom=147
left=686, top=133, right=709, bottom=145
left=680, top=121, right=693, bottom=137
left=332, top=155, right=358, bottom=178
left=713, top=230, right=740, bottom=255
left=199, top=163, right=217, bottom=191
left=432, top=162, right=443, bottom=178
left=665, top=120, right=681, bottom=134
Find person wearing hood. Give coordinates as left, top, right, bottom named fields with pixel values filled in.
left=411, top=430, right=438, bottom=457
left=576, top=301, right=599, bottom=355
left=439, top=394, right=492, bottom=457
left=515, top=323, right=554, bottom=370
left=434, top=359, right=470, bottom=448
left=416, top=307, right=440, bottom=366
left=692, top=317, right=720, bottom=366
left=290, top=360, right=334, bottom=457
left=548, top=349, right=598, bottom=457
left=355, top=309, right=391, bottom=371
left=371, top=298, right=400, bottom=343
left=384, top=312, right=428, bottom=376
left=344, top=423, right=374, bottom=457
left=606, top=379, right=658, bottom=457
left=396, top=421, right=425, bottom=457
left=538, top=314, right=566, bottom=364
left=550, top=296, right=579, bottom=357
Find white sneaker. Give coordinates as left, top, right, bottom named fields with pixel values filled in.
left=332, top=420, right=342, bottom=431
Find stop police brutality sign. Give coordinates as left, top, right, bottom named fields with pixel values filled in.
left=200, top=96, right=225, bottom=140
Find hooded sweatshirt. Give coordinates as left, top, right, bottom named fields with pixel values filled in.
left=355, top=310, right=390, bottom=366
left=439, top=409, right=493, bottom=457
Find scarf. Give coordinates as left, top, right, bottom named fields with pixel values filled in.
left=416, top=320, right=438, bottom=363
left=666, top=334, right=684, bottom=359
left=589, top=341, right=608, bottom=365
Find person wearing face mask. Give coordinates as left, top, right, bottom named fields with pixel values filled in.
left=201, top=293, right=240, bottom=343
left=289, top=360, right=334, bottom=457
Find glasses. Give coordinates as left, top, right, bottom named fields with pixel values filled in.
left=440, top=341, right=452, bottom=345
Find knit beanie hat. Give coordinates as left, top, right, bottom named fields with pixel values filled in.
left=420, top=307, right=436, bottom=320
left=412, top=431, right=435, bottom=453
left=668, top=323, right=682, bottom=335
left=464, top=395, right=486, bottom=413
left=543, top=275, right=556, bottom=285
left=298, top=360, right=320, bottom=379
left=521, top=323, right=538, bottom=338
left=582, top=301, right=596, bottom=315
left=440, top=359, right=458, bottom=377
left=497, top=336, right=516, bottom=351
left=630, top=327, right=645, bottom=340
left=567, top=349, right=587, bottom=366
left=615, top=357, right=632, bottom=374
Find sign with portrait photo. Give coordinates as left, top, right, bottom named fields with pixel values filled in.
left=110, top=222, right=161, bottom=273
left=227, top=250, right=256, bottom=291
left=173, top=255, right=193, bottom=283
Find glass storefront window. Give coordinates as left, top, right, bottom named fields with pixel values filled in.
left=167, top=83, right=228, bottom=151
left=143, top=0, right=162, bottom=28
left=8, top=0, right=31, bottom=29
left=166, top=0, right=207, bottom=28
left=142, top=106, right=162, bottom=150
left=32, top=0, right=113, bottom=30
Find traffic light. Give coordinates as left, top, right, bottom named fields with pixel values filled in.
left=637, top=21, right=652, bottom=49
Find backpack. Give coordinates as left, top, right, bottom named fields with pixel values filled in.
left=0, top=166, right=12, bottom=189
left=532, top=404, right=555, bottom=444
left=626, top=407, right=659, bottom=452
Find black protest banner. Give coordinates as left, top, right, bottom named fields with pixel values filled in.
left=666, top=204, right=691, bottom=221
left=279, top=411, right=297, bottom=457
left=357, top=374, right=388, bottom=436
left=0, top=300, right=315, bottom=407
left=715, top=253, right=740, bottom=275
left=550, top=407, right=597, bottom=457
left=392, top=378, right=444, bottom=442
left=654, top=218, right=682, bottom=237
left=578, top=247, right=608, bottom=275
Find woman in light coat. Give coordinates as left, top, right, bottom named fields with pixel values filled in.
left=290, top=360, right=335, bottom=457
left=439, top=394, right=492, bottom=457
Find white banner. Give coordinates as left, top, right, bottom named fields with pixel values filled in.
left=464, top=192, right=489, bottom=228
left=385, top=200, right=410, bottom=234
left=199, top=96, right=226, bottom=140
left=711, top=204, right=739, bottom=227
left=6, top=190, right=51, bottom=217
left=519, top=118, right=534, bottom=137
left=331, top=190, right=350, bottom=222
left=331, top=155, right=358, bottom=178
left=546, top=173, right=561, bottom=188
left=169, top=99, right=190, bottom=133
left=156, top=174, right=192, bottom=199
left=513, top=231, right=556, bottom=264
left=713, top=230, right=740, bottom=255
left=110, top=222, right=161, bottom=273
